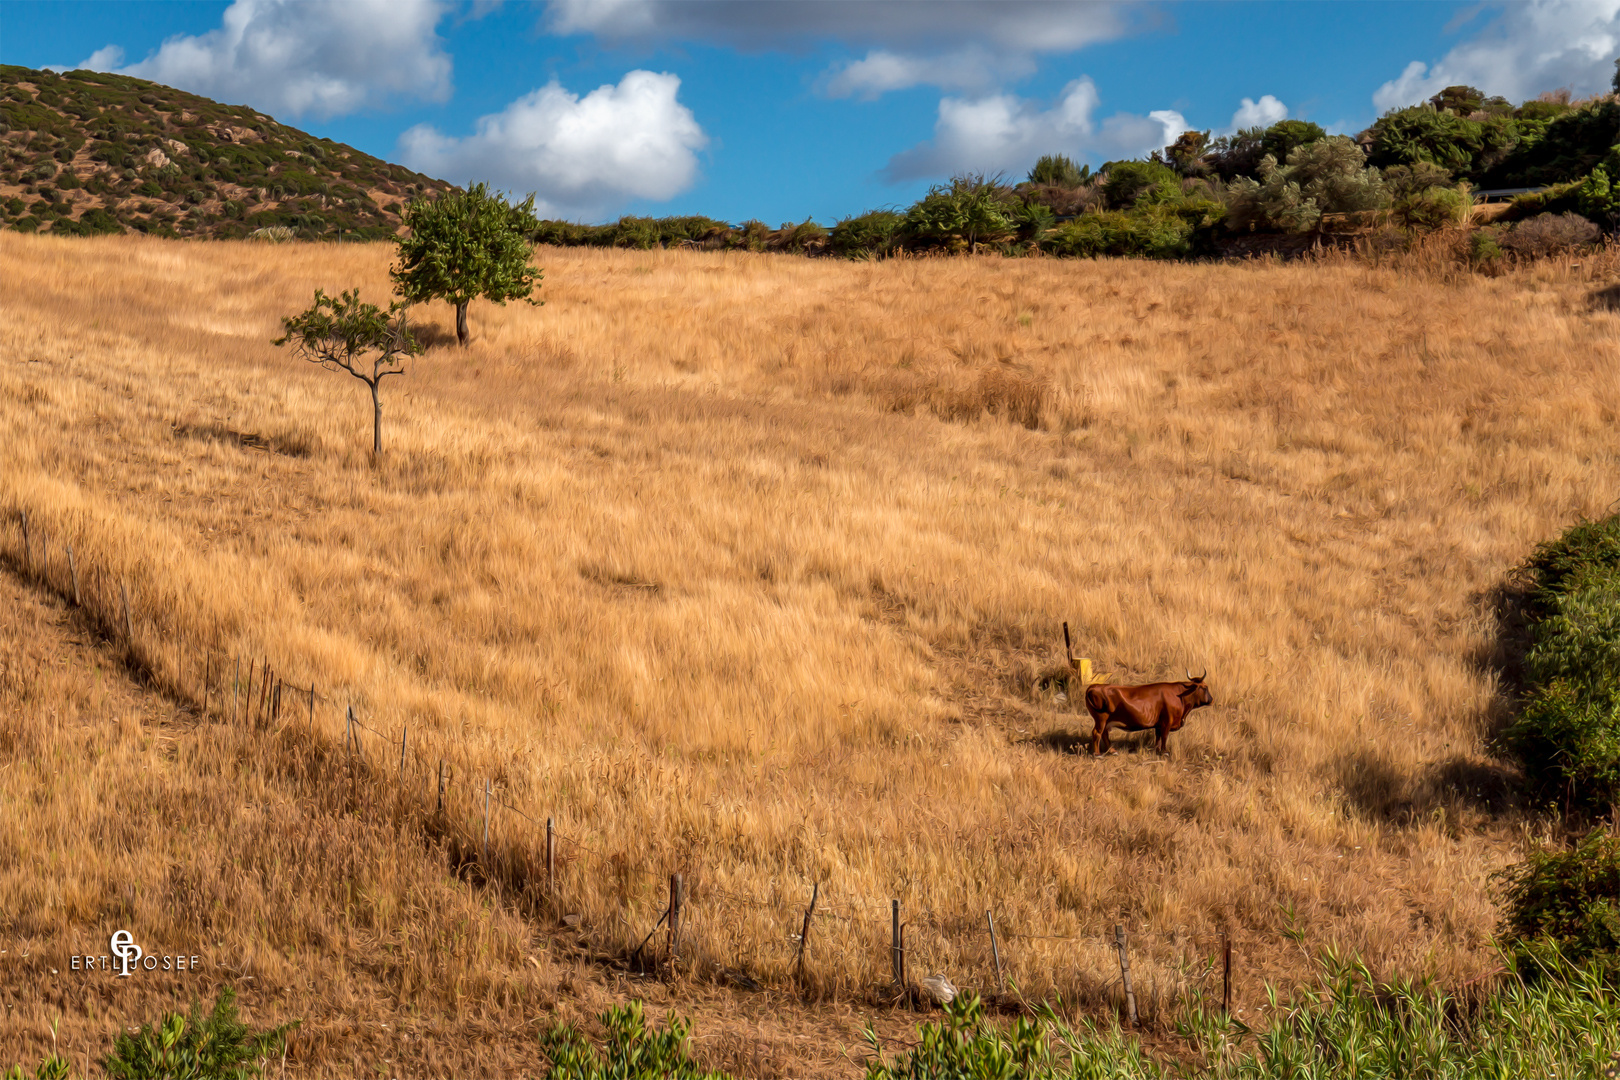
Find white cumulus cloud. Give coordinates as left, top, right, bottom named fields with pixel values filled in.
left=398, top=71, right=708, bottom=220
left=883, top=78, right=1187, bottom=182
left=546, top=0, right=1146, bottom=98
left=73, top=0, right=452, bottom=119
left=821, top=47, right=1035, bottom=98
left=1373, top=0, right=1620, bottom=111
left=1230, top=95, right=1288, bottom=132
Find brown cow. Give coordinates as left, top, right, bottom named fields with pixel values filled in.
left=1064, top=623, right=1212, bottom=755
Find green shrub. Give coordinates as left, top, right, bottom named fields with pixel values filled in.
left=1028, top=153, right=1089, bottom=188
left=1393, top=184, right=1468, bottom=229
left=3, top=1056, right=73, bottom=1080
left=863, top=994, right=1166, bottom=1080
left=1046, top=208, right=1193, bottom=259
left=830, top=209, right=905, bottom=258
left=1499, top=829, right=1620, bottom=973
left=771, top=218, right=828, bottom=253
left=53, top=170, right=80, bottom=190
left=540, top=1002, right=731, bottom=1080
left=1470, top=228, right=1504, bottom=265
left=39, top=987, right=296, bottom=1080
left=1507, top=513, right=1620, bottom=810
left=1101, top=160, right=1179, bottom=209
left=1260, top=119, right=1327, bottom=163
left=904, top=174, right=1019, bottom=252
left=51, top=208, right=124, bottom=236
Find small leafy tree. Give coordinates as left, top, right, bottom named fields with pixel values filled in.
left=273, top=288, right=421, bottom=455
left=391, top=181, right=542, bottom=347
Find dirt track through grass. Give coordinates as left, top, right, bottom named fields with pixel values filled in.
left=3, top=233, right=1616, bottom=1070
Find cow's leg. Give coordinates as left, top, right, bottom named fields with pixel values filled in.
left=1156, top=720, right=1170, bottom=755
left=1090, top=712, right=1107, bottom=755
left=1098, top=721, right=1114, bottom=755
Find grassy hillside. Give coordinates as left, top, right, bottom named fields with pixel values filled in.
left=0, top=65, right=452, bottom=240
left=5, top=234, right=1618, bottom=1071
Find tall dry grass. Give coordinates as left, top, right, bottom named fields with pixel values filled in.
left=3, top=233, right=1617, bottom=1069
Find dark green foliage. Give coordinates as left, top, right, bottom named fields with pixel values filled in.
left=1165, top=129, right=1211, bottom=176
left=1519, top=100, right=1573, bottom=123
left=392, top=181, right=542, bottom=346
left=1523, top=515, right=1620, bottom=616
left=3, top=1055, right=72, bottom=1080
left=1046, top=208, right=1194, bottom=259
left=1430, top=85, right=1487, bottom=115
left=1027, top=153, right=1089, bottom=187
left=830, top=209, right=905, bottom=258
left=540, top=1002, right=732, bottom=1080
left=1394, top=185, right=1467, bottom=230
left=1101, top=160, right=1179, bottom=209
left=1499, top=830, right=1620, bottom=972
left=1260, top=119, right=1327, bottom=163
left=1366, top=107, right=1486, bottom=171
left=904, top=174, right=1019, bottom=251
left=103, top=987, right=295, bottom=1080
left=51, top=207, right=124, bottom=236
left=1483, top=99, right=1620, bottom=187
left=1506, top=514, right=1620, bottom=810
left=1381, top=161, right=1454, bottom=199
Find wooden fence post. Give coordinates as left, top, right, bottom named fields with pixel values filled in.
left=1115, top=924, right=1137, bottom=1027
left=19, top=510, right=28, bottom=573
left=482, top=779, right=491, bottom=868
left=892, top=899, right=904, bottom=989
left=345, top=705, right=354, bottom=757
left=795, top=882, right=819, bottom=983
left=668, top=872, right=683, bottom=964
left=308, top=685, right=315, bottom=730
left=399, top=724, right=407, bottom=781
left=1223, top=933, right=1232, bottom=1016
left=546, top=817, right=555, bottom=897
left=437, top=759, right=444, bottom=816
left=233, top=656, right=240, bottom=724
left=987, top=909, right=1004, bottom=992
left=203, top=652, right=211, bottom=716
left=120, top=580, right=133, bottom=648
left=66, top=545, right=79, bottom=606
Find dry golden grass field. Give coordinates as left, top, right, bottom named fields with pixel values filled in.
left=1, top=232, right=1616, bottom=1075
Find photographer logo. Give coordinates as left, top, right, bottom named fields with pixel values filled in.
left=70, top=931, right=199, bottom=975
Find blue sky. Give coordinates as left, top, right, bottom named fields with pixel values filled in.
left=5, top=1, right=1618, bottom=224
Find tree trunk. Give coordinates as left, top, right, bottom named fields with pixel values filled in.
left=455, top=301, right=469, bottom=347
left=370, top=381, right=382, bottom=455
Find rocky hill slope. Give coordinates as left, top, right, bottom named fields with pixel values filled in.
left=0, top=65, right=453, bottom=239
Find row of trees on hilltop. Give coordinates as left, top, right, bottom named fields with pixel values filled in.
left=531, top=79, right=1620, bottom=261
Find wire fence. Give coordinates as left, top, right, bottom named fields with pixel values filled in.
left=5, top=506, right=1246, bottom=1019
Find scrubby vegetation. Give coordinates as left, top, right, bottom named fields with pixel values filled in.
left=523, top=81, right=1620, bottom=263
left=857, top=955, right=1620, bottom=1080
left=0, top=65, right=450, bottom=239
left=6, top=988, right=293, bottom=1080
left=1506, top=512, right=1620, bottom=812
